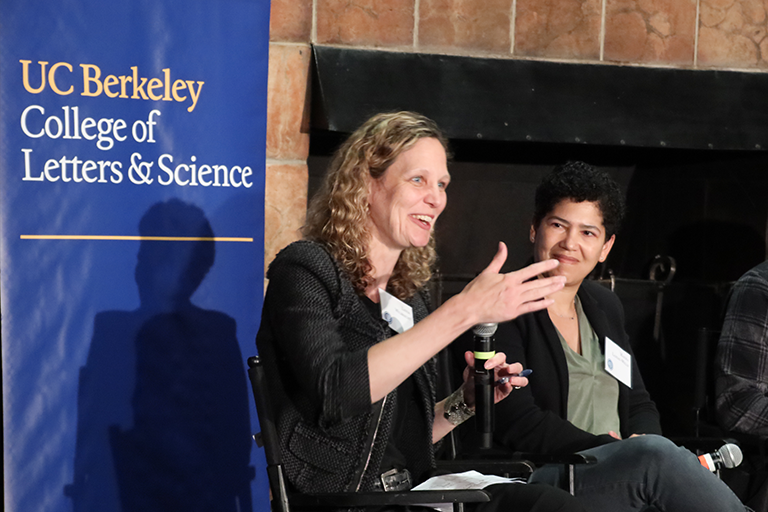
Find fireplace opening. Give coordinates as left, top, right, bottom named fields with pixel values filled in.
left=309, top=131, right=768, bottom=437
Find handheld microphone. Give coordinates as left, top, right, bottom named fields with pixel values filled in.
left=473, top=322, right=498, bottom=449
left=698, top=443, right=743, bottom=472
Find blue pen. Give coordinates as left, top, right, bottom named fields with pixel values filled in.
left=496, top=368, right=532, bottom=385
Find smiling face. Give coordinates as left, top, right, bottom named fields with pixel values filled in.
left=531, top=199, right=615, bottom=287
left=367, top=137, right=450, bottom=254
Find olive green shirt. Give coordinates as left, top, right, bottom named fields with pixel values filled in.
left=555, top=296, right=621, bottom=436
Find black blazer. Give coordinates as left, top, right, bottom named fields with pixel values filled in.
left=453, top=280, right=661, bottom=455
left=256, top=241, right=437, bottom=494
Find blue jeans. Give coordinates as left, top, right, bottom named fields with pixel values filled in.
left=528, top=435, right=748, bottom=512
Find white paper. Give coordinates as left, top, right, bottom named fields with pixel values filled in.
left=413, top=470, right=523, bottom=490
left=411, top=470, right=525, bottom=512
left=605, top=336, right=632, bottom=388
left=379, top=288, right=414, bottom=333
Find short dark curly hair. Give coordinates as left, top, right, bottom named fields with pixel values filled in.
left=533, top=161, right=626, bottom=239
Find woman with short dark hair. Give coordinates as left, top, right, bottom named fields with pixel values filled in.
left=461, top=161, right=749, bottom=511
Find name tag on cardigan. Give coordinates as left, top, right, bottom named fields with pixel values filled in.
left=379, top=288, right=414, bottom=334
left=605, top=337, right=632, bottom=388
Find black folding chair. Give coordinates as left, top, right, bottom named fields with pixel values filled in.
left=247, top=355, right=494, bottom=512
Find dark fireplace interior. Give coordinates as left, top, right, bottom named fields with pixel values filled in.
left=309, top=134, right=768, bottom=437
left=307, top=46, right=768, bottom=437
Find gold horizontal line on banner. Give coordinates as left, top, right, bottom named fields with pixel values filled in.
left=20, top=235, right=253, bottom=242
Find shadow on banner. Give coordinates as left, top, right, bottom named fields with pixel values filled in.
left=66, top=199, right=253, bottom=512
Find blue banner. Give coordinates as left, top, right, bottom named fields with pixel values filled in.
left=1, top=1, right=270, bottom=511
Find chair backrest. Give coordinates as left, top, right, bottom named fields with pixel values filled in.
left=436, top=347, right=461, bottom=460
left=247, top=355, right=291, bottom=512
left=693, top=327, right=722, bottom=437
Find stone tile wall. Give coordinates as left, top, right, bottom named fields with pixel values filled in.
left=264, top=0, right=768, bottom=270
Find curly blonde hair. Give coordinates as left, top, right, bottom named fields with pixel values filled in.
left=303, top=111, right=449, bottom=300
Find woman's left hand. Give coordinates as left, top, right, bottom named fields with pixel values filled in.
left=461, top=350, right=528, bottom=408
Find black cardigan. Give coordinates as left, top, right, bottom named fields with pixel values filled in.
left=255, top=241, right=437, bottom=494
left=454, top=280, right=661, bottom=456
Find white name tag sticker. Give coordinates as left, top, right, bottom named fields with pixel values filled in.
left=604, top=337, right=632, bottom=388
left=379, top=288, right=414, bottom=334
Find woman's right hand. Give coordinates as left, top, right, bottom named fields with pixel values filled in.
left=458, top=241, right=565, bottom=325
left=368, top=242, right=563, bottom=404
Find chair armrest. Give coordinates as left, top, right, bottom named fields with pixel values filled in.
left=289, top=489, right=492, bottom=508
left=435, top=458, right=534, bottom=476
left=511, top=452, right=597, bottom=466
left=446, top=446, right=597, bottom=469
left=671, top=436, right=738, bottom=455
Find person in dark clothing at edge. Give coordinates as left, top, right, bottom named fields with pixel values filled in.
left=255, top=111, right=584, bottom=511
left=454, top=161, right=750, bottom=511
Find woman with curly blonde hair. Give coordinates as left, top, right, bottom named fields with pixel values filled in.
left=256, top=111, right=580, bottom=511
left=303, top=111, right=447, bottom=300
